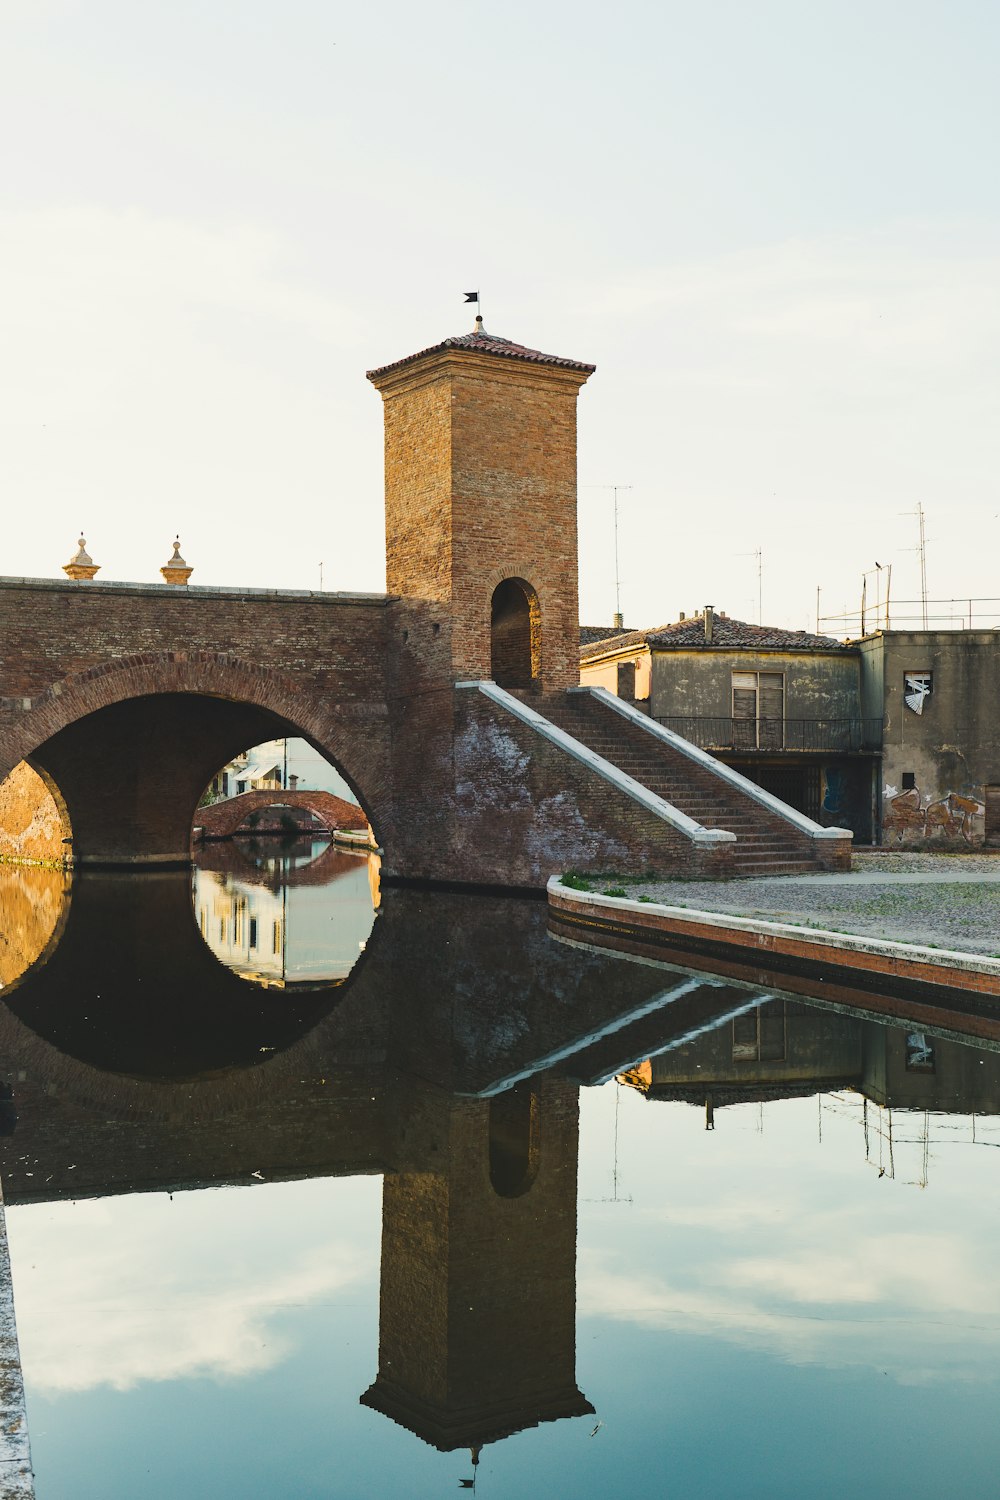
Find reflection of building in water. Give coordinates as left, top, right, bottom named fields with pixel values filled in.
left=620, top=997, right=1000, bottom=1183
left=192, top=852, right=376, bottom=986
left=364, top=1076, right=593, bottom=1453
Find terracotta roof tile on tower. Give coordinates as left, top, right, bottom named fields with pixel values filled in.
left=581, top=614, right=848, bottom=658
left=367, top=319, right=596, bottom=380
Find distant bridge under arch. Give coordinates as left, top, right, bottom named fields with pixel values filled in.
left=195, top=788, right=371, bottom=842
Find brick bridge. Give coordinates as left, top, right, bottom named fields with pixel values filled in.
left=195, top=788, right=370, bottom=841
left=0, top=321, right=851, bottom=884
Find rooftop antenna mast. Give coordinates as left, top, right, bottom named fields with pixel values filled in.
left=917, top=503, right=929, bottom=629
left=900, top=505, right=929, bottom=628
left=860, top=562, right=889, bottom=635
left=583, top=484, right=633, bottom=627
left=611, top=485, right=632, bottom=628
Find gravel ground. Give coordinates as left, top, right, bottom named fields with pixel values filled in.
left=613, top=850, right=1000, bottom=957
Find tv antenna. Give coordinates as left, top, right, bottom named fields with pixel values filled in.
left=916, top=503, right=929, bottom=629
left=736, top=546, right=763, bottom=623
left=900, top=505, right=929, bottom=627
left=583, top=484, right=633, bottom=625
left=860, top=561, right=892, bottom=634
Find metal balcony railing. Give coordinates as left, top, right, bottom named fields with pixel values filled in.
left=653, top=716, right=884, bottom=753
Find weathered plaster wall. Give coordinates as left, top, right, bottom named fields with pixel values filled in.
left=862, top=632, right=1000, bottom=846
left=0, top=762, right=68, bottom=865
left=646, top=648, right=860, bottom=720
left=579, top=651, right=652, bottom=700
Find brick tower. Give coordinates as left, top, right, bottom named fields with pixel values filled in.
left=367, top=320, right=595, bottom=690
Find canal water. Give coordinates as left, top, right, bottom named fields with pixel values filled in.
left=1, top=840, right=1000, bottom=1498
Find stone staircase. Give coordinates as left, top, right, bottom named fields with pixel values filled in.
left=519, top=687, right=842, bottom=876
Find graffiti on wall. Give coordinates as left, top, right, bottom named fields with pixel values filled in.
left=883, top=784, right=985, bottom=844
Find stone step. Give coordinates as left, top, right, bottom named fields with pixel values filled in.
left=520, top=688, right=839, bottom=876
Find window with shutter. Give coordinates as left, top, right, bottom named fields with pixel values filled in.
left=732, top=672, right=758, bottom=748
left=758, top=672, right=784, bottom=749
left=731, top=671, right=785, bottom=749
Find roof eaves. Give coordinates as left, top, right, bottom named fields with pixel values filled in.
left=367, top=332, right=596, bottom=381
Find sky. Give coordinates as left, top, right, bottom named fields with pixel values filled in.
left=2, top=0, right=999, bottom=634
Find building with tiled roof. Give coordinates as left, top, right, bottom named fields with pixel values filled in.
left=579, top=605, right=879, bottom=840
left=581, top=610, right=849, bottom=660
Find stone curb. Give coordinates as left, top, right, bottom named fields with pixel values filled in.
left=546, top=878, right=1000, bottom=995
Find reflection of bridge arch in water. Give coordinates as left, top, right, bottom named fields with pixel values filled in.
left=0, top=868, right=385, bottom=1100
left=4, top=653, right=392, bottom=866
left=0, top=872, right=758, bottom=1132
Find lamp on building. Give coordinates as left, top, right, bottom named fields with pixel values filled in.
left=62, top=536, right=100, bottom=581
left=161, top=537, right=193, bottom=586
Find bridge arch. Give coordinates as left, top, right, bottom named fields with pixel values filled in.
left=4, top=652, right=394, bottom=866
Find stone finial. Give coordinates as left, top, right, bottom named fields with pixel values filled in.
left=63, top=536, right=100, bottom=581
left=160, top=536, right=193, bottom=587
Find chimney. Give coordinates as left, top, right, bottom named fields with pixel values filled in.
left=613, top=611, right=624, bottom=630
left=704, top=605, right=714, bottom=644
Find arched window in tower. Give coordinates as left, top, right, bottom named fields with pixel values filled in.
left=490, top=578, right=541, bottom=688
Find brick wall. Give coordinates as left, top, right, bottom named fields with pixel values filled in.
left=0, top=580, right=403, bottom=863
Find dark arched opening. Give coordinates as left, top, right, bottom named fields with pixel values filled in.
left=22, top=694, right=380, bottom=867
left=490, top=578, right=541, bottom=688
left=489, top=1086, right=540, bottom=1197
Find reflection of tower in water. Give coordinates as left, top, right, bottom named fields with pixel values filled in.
left=362, top=1075, right=594, bottom=1455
